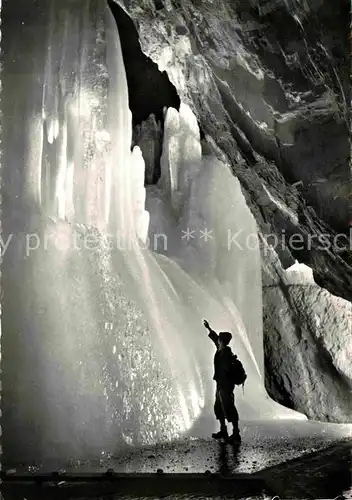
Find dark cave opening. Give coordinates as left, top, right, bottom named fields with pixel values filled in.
left=108, top=0, right=180, bottom=128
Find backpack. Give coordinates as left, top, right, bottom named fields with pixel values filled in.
left=230, top=355, right=247, bottom=388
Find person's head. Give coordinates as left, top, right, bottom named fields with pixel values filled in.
left=218, top=331, right=232, bottom=348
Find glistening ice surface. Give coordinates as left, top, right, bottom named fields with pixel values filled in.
left=2, top=0, right=304, bottom=463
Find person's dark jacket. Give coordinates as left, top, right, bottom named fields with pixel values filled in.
left=208, top=329, right=235, bottom=389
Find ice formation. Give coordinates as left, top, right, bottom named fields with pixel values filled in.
left=3, top=0, right=305, bottom=463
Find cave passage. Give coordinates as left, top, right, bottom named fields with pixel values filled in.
left=108, top=0, right=180, bottom=127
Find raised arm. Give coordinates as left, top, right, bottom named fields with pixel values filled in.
left=203, top=319, right=219, bottom=348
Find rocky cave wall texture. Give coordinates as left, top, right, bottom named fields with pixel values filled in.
left=112, top=0, right=351, bottom=422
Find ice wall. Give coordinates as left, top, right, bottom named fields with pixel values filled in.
left=2, top=0, right=304, bottom=464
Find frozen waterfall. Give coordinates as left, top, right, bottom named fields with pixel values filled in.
left=2, top=0, right=304, bottom=463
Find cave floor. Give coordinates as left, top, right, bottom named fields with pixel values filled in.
left=2, top=421, right=352, bottom=499
left=105, top=420, right=352, bottom=475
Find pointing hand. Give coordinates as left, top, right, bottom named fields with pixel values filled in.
left=203, top=319, right=210, bottom=329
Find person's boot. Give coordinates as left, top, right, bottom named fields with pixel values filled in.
left=227, top=426, right=241, bottom=444
left=212, top=426, right=228, bottom=441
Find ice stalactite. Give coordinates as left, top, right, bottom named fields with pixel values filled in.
left=3, top=0, right=304, bottom=465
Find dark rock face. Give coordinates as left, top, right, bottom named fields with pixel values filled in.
left=132, top=114, right=163, bottom=184
left=112, top=0, right=351, bottom=421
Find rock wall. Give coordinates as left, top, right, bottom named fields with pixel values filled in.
left=133, top=114, right=163, bottom=184
left=262, top=245, right=352, bottom=422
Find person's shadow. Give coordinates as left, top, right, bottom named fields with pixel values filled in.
left=218, top=442, right=241, bottom=477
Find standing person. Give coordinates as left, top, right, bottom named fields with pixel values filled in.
left=203, top=319, right=242, bottom=444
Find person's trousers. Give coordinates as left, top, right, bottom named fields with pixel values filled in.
left=214, top=385, right=239, bottom=427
